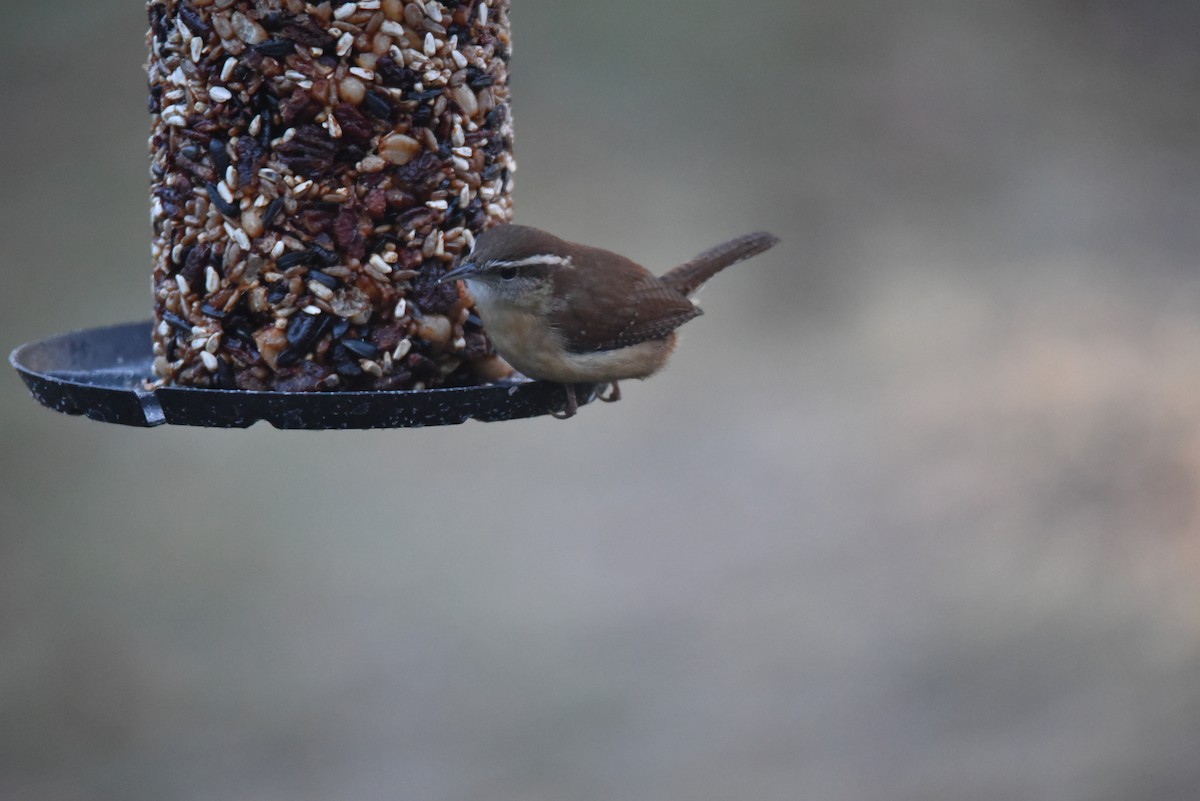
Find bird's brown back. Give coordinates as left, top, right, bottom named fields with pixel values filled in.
left=551, top=244, right=700, bottom=354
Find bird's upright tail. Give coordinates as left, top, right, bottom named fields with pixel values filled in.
left=659, top=231, right=779, bottom=298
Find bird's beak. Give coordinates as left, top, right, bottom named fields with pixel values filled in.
left=438, top=261, right=479, bottom=284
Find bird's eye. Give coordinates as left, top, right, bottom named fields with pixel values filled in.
left=498, top=265, right=518, bottom=280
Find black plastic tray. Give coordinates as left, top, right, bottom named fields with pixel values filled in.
left=9, top=321, right=594, bottom=429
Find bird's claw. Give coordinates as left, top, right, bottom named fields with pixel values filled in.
left=597, top=382, right=622, bottom=403
left=551, top=384, right=579, bottom=419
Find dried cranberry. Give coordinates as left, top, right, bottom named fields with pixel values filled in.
left=280, top=92, right=323, bottom=126
left=405, top=351, right=440, bottom=379
left=333, top=207, right=366, bottom=259
left=178, top=4, right=212, bottom=37
left=276, top=124, right=337, bottom=178
left=275, top=360, right=335, bottom=392
left=235, top=136, right=266, bottom=188
left=281, top=17, right=336, bottom=49
left=462, top=332, right=489, bottom=359
left=369, top=323, right=405, bottom=353
left=181, top=244, right=211, bottom=287
left=333, top=103, right=374, bottom=146
left=392, top=152, right=441, bottom=189
left=364, top=189, right=388, bottom=219
left=376, top=56, right=416, bottom=88
left=411, top=263, right=459, bottom=315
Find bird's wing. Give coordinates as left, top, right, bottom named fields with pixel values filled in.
left=552, top=258, right=701, bottom=354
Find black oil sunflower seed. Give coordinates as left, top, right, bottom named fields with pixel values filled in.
left=309, top=244, right=339, bottom=266
left=362, top=91, right=393, bottom=120
left=206, top=182, right=240, bottom=218
left=307, top=269, right=340, bottom=289
left=275, top=347, right=302, bottom=368
left=266, top=281, right=290, bottom=303
left=208, top=138, right=230, bottom=176
left=263, top=197, right=285, bottom=227
left=162, top=310, right=191, bottom=334
left=339, top=339, right=381, bottom=359
left=276, top=250, right=313, bottom=269
left=255, top=39, right=296, bottom=58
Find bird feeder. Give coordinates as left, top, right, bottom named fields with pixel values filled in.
left=10, top=0, right=598, bottom=427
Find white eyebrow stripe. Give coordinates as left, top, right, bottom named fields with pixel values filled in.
left=490, top=254, right=574, bottom=269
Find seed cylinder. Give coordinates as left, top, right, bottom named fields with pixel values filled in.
left=146, top=0, right=514, bottom=390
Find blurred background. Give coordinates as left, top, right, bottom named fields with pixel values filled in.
left=4, top=1, right=1200, bottom=799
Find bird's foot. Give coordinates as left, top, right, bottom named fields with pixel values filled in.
left=551, top=384, right=578, bottom=419
left=597, top=381, right=622, bottom=403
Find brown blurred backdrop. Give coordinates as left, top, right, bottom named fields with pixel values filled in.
left=4, top=2, right=1200, bottom=800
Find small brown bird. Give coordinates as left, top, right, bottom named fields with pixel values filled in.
left=439, top=224, right=779, bottom=418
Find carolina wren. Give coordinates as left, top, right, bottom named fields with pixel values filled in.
left=439, top=225, right=779, bottom=418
